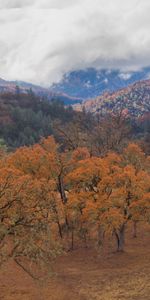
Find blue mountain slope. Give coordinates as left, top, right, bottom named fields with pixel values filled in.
left=50, top=67, right=150, bottom=100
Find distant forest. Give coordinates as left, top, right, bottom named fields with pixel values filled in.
left=0, top=91, right=149, bottom=155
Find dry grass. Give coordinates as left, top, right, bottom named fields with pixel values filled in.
left=0, top=224, right=150, bottom=300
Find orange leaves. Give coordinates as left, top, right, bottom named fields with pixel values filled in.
left=0, top=137, right=67, bottom=271
left=0, top=137, right=61, bottom=226
left=40, top=136, right=58, bottom=153
left=124, top=143, right=145, bottom=159
left=7, top=138, right=61, bottom=181
left=130, top=193, right=150, bottom=222
left=100, top=208, right=125, bottom=233
left=71, top=147, right=90, bottom=163
left=0, top=136, right=149, bottom=261
left=65, top=141, right=150, bottom=240
left=123, top=143, right=145, bottom=171
left=105, top=152, right=122, bottom=166
left=66, top=156, right=107, bottom=191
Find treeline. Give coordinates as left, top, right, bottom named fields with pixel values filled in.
left=0, top=92, right=74, bottom=148
left=0, top=136, right=149, bottom=278
left=0, top=91, right=149, bottom=154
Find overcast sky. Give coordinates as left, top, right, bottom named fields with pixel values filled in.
left=0, top=0, right=150, bottom=86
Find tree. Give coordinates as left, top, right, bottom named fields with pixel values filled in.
left=66, top=144, right=150, bottom=251
left=90, top=112, right=131, bottom=156
left=0, top=138, right=63, bottom=278
left=0, top=135, right=149, bottom=273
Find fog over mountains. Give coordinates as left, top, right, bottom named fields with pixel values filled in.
left=0, top=66, right=150, bottom=105
left=1, top=66, right=150, bottom=107
left=1, top=0, right=150, bottom=86
left=0, top=0, right=150, bottom=114
left=50, top=67, right=150, bottom=100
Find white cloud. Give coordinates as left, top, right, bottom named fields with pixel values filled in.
left=0, top=0, right=79, bottom=9
left=119, top=73, right=132, bottom=80
left=0, top=0, right=150, bottom=86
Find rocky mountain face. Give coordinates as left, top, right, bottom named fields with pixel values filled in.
left=50, top=67, right=150, bottom=100
left=78, top=80, right=150, bottom=117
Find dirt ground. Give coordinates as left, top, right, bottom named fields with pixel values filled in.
left=0, top=224, right=150, bottom=300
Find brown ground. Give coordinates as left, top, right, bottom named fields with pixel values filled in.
left=0, top=224, right=150, bottom=300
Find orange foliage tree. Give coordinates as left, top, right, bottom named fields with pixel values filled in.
left=0, top=137, right=64, bottom=278
left=0, top=136, right=149, bottom=277
left=66, top=144, right=150, bottom=251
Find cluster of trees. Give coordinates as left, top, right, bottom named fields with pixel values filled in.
left=0, top=136, right=149, bottom=278
left=0, top=91, right=149, bottom=155
left=0, top=92, right=74, bottom=148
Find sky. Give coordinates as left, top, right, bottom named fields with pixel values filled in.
left=0, top=0, right=150, bottom=86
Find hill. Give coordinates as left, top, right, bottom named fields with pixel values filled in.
left=2, top=67, right=150, bottom=106
left=0, top=82, right=149, bottom=153
left=78, top=80, right=150, bottom=117
left=50, top=67, right=150, bottom=100
left=0, top=77, right=82, bottom=105
left=0, top=92, right=76, bottom=148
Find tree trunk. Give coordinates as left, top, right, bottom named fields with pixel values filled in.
left=58, top=173, right=67, bottom=204
left=58, top=173, right=69, bottom=228
left=115, top=224, right=125, bottom=252
left=52, top=205, right=63, bottom=239
left=97, top=226, right=105, bottom=247
left=132, top=221, right=137, bottom=238
left=71, top=227, right=74, bottom=250
left=57, top=220, right=63, bottom=239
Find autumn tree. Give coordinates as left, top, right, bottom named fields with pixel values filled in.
left=66, top=144, right=150, bottom=251
left=89, top=112, right=131, bottom=156
left=0, top=137, right=64, bottom=278
left=7, top=136, right=75, bottom=243
left=0, top=134, right=149, bottom=274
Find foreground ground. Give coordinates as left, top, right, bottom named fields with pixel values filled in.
left=0, top=224, right=150, bottom=300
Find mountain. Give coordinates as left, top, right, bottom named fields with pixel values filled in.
left=50, top=67, right=150, bottom=100
left=0, top=78, right=82, bottom=105
left=76, top=80, right=150, bottom=117
left=2, top=66, right=150, bottom=108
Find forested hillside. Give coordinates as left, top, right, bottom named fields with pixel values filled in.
left=79, top=80, right=150, bottom=117
left=0, top=77, right=82, bottom=105
left=0, top=90, right=149, bottom=156
left=0, top=92, right=76, bottom=148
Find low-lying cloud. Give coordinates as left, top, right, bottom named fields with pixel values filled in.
left=0, top=0, right=150, bottom=86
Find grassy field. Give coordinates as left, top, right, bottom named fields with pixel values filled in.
left=0, top=224, right=150, bottom=300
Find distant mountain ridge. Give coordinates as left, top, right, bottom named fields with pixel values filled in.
left=50, top=67, right=150, bottom=100
left=78, top=79, right=150, bottom=117
left=1, top=66, right=150, bottom=108
left=0, top=77, right=82, bottom=105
